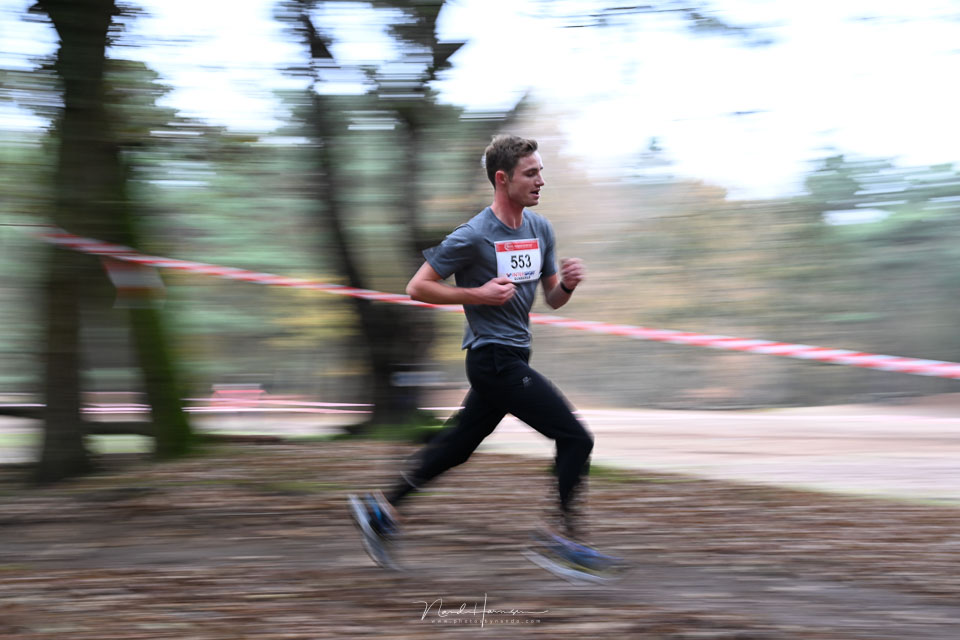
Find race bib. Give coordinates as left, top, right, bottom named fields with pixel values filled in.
left=496, top=238, right=542, bottom=283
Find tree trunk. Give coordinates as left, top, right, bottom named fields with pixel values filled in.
left=129, top=307, right=192, bottom=457
left=107, top=163, right=193, bottom=457
left=34, top=0, right=119, bottom=482
left=306, top=94, right=426, bottom=430
left=36, top=0, right=192, bottom=476
left=390, top=112, right=437, bottom=417
left=36, top=247, right=91, bottom=482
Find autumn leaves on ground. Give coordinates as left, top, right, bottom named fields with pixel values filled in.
left=2, top=440, right=960, bottom=639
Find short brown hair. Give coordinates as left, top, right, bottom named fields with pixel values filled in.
left=483, top=134, right=538, bottom=187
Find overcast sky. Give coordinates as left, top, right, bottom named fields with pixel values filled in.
left=2, top=0, right=959, bottom=199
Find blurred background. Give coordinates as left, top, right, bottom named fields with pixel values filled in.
left=2, top=0, right=960, bottom=477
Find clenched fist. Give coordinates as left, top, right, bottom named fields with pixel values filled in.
left=476, top=276, right=517, bottom=306
left=559, top=258, right=585, bottom=291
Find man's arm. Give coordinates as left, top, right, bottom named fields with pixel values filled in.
left=542, top=258, right=584, bottom=309
left=406, top=261, right=517, bottom=306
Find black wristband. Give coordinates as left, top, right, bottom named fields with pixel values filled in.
left=560, top=282, right=575, bottom=294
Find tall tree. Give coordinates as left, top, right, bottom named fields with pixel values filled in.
left=32, top=0, right=192, bottom=482
left=280, top=0, right=512, bottom=429
left=32, top=0, right=114, bottom=481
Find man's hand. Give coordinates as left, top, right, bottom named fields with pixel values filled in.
left=407, top=262, right=517, bottom=306
left=475, top=276, right=517, bottom=305
left=559, top=258, right=585, bottom=291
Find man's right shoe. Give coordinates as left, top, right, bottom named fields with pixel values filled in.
left=525, top=529, right=626, bottom=584
left=348, top=491, right=401, bottom=569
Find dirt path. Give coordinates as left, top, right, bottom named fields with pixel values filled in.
left=3, top=440, right=960, bottom=638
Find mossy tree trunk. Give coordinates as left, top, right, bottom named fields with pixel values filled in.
left=35, top=0, right=192, bottom=480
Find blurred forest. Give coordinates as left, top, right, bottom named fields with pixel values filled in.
left=2, top=0, right=959, bottom=479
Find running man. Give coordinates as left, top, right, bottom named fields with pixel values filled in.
left=350, top=135, right=619, bottom=579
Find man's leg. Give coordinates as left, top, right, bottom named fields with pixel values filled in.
left=507, top=369, right=593, bottom=527
left=386, top=386, right=506, bottom=506
left=476, top=346, right=594, bottom=536
left=351, top=380, right=504, bottom=568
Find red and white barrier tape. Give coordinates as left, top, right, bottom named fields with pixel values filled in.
left=42, top=230, right=459, bottom=310
left=38, top=228, right=960, bottom=380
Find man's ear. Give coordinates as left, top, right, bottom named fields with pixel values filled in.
left=495, top=169, right=508, bottom=186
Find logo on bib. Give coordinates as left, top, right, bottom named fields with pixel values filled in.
left=495, top=238, right=542, bottom=283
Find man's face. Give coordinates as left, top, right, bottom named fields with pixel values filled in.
left=503, top=151, right=544, bottom=207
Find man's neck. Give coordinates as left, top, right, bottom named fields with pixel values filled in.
left=491, top=194, right=524, bottom=229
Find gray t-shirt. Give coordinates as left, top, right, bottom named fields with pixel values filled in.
left=424, top=207, right=558, bottom=350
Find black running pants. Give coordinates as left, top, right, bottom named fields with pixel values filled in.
left=405, top=343, right=593, bottom=510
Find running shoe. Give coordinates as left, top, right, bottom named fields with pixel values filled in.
left=525, top=529, right=626, bottom=584
left=348, top=490, right=401, bottom=569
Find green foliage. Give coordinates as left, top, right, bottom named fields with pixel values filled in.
left=587, top=463, right=641, bottom=484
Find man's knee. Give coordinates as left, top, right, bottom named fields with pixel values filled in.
left=448, top=446, right=475, bottom=468
left=572, top=419, right=594, bottom=448
left=580, top=431, right=594, bottom=456
left=418, top=439, right=476, bottom=480
left=559, top=429, right=593, bottom=455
